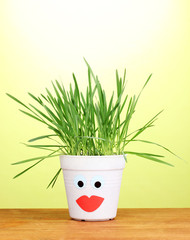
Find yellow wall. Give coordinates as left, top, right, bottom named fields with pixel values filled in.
left=1, top=0, right=190, bottom=208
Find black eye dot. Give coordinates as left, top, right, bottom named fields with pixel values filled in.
left=77, top=181, right=84, bottom=188
left=94, top=181, right=101, bottom=188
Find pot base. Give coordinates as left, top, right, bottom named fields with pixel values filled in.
left=72, top=218, right=114, bottom=222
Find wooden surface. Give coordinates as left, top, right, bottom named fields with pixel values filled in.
left=0, top=208, right=190, bottom=240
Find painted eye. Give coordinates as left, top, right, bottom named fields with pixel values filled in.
left=74, top=175, right=86, bottom=189
left=91, top=176, right=104, bottom=189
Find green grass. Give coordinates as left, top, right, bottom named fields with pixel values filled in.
left=7, top=59, right=178, bottom=187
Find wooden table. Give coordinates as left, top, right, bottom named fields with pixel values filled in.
left=0, top=209, right=190, bottom=240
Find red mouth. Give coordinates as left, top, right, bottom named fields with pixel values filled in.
left=76, top=195, right=104, bottom=212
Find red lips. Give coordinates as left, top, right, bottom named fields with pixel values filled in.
left=76, top=195, right=104, bottom=212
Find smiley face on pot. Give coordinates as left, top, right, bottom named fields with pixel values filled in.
left=74, top=175, right=105, bottom=212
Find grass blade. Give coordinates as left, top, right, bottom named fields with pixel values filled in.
left=13, top=159, right=43, bottom=178
left=125, top=110, right=164, bottom=146
left=12, top=154, right=61, bottom=165
left=47, top=168, right=62, bottom=188
left=13, top=150, right=61, bottom=178
left=125, top=151, right=174, bottom=167
left=19, top=110, right=44, bottom=123
left=132, top=139, right=183, bottom=160
left=28, top=134, right=57, bottom=142
left=6, top=93, right=30, bottom=110
left=24, top=144, right=65, bottom=148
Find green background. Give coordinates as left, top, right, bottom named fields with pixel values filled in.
left=1, top=0, right=190, bottom=208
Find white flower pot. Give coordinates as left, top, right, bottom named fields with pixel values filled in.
left=60, top=155, right=125, bottom=221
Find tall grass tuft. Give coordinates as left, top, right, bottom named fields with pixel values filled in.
left=7, top=59, right=178, bottom=187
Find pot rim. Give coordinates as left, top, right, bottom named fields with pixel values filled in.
left=60, top=154, right=126, bottom=171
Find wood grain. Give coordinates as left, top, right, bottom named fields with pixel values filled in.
left=0, top=208, right=190, bottom=240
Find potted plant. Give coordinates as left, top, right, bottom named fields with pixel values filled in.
left=7, top=59, right=177, bottom=221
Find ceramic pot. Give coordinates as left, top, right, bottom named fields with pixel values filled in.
left=60, top=155, right=125, bottom=221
